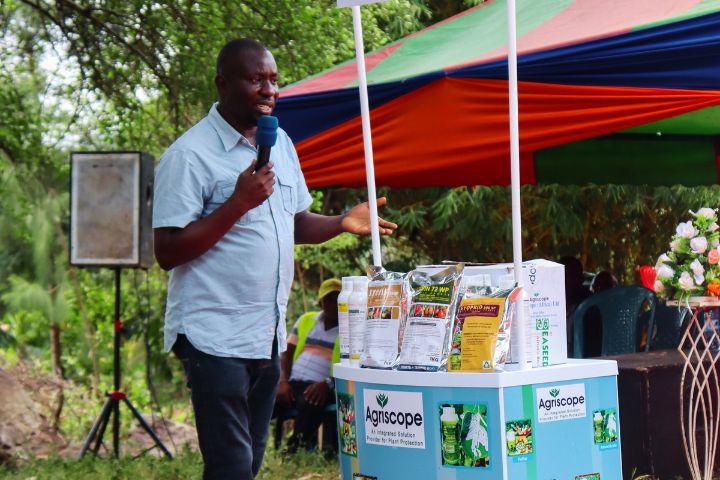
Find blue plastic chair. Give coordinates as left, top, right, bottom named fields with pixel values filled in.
left=572, top=285, right=657, bottom=358
left=651, top=304, right=690, bottom=350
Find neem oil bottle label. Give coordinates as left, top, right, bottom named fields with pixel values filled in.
left=363, top=389, right=425, bottom=449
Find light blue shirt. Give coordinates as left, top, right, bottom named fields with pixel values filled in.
left=153, top=104, right=313, bottom=359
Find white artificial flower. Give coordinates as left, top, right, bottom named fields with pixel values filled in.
left=691, top=259, right=705, bottom=277
left=696, top=207, right=717, bottom=220
left=709, top=223, right=719, bottom=232
left=691, top=236, right=708, bottom=254
left=679, top=271, right=694, bottom=290
left=656, top=253, right=671, bottom=269
left=695, top=274, right=705, bottom=285
left=677, top=221, right=697, bottom=239
left=654, top=280, right=665, bottom=293
left=656, top=264, right=675, bottom=279
left=670, top=239, right=681, bottom=252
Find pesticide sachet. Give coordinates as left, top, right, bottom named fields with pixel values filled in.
left=361, top=266, right=406, bottom=369
left=448, top=282, right=521, bottom=372
left=397, top=264, right=464, bottom=372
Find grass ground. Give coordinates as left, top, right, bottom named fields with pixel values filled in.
left=0, top=445, right=339, bottom=480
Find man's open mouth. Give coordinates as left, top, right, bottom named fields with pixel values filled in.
left=257, top=104, right=274, bottom=114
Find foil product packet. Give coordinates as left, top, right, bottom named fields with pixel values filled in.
left=448, top=280, right=521, bottom=372
left=397, top=263, right=464, bottom=372
left=361, top=266, right=407, bottom=369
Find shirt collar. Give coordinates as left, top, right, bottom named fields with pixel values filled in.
left=207, top=103, right=253, bottom=152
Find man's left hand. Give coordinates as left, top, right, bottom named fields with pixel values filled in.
left=341, top=197, right=397, bottom=236
left=303, top=381, right=330, bottom=406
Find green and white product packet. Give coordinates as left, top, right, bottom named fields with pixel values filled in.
left=361, top=266, right=407, bottom=369
left=397, top=264, right=464, bottom=372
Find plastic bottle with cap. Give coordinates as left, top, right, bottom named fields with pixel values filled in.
left=348, top=277, right=368, bottom=367
left=337, top=277, right=354, bottom=365
left=440, top=406, right=460, bottom=465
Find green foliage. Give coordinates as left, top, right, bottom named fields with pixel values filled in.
left=0, top=445, right=338, bottom=479
left=1, top=0, right=719, bottom=458
left=1, top=0, right=435, bottom=431
left=381, top=184, right=720, bottom=285
left=1, top=449, right=203, bottom=480
left=5, top=0, right=431, bottom=156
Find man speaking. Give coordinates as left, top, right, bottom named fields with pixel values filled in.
left=152, top=38, right=396, bottom=479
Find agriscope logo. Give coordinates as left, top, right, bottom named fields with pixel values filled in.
left=536, top=383, right=587, bottom=423
left=366, top=392, right=422, bottom=429
left=364, top=389, right=425, bottom=449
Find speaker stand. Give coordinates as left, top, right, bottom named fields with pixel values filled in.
left=79, top=268, right=172, bottom=459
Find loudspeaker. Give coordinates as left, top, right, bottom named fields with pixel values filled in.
left=70, top=152, right=154, bottom=268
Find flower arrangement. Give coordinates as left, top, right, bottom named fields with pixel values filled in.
left=655, top=208, right=720, bottom=300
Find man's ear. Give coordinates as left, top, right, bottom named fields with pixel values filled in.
left=215, top=74, right=225, bottom=95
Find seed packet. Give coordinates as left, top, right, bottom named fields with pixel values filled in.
left=448, top=279, right=521, bottom=372
left=397, top=264, right=464, bottom=372
left=361, top=266, right=406, bottom=369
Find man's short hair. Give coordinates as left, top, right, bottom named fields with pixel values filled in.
left=216, top=38, right=268, bottom=76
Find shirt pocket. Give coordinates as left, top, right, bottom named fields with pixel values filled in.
left=211, top=180, right=262, bottom=225
left=276, top=172, right=297, bottom=216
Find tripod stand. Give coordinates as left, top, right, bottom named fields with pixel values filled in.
left=80, top=268, right=172, bottom=459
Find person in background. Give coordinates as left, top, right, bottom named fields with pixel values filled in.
left=581, top=270, right=618, bottom=356
left=276, top=278, right=341, bottom=454
left=558, top=256, right=591, bottom=357
left=591, top=270, right=619, bottom=294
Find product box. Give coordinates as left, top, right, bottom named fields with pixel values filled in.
left=463, top=260, right=567, bottom=367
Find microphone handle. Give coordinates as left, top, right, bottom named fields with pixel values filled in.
left=255, top=146, right=271, bottom=172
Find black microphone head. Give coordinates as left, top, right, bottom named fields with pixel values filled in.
left=257, top=115, right=278, bottom=147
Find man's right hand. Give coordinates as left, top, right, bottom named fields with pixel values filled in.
left=231, top=160, right=275, bottom=213
left=275, top=379, right=295, bottom=406
left=153, top=161, right=276, bottom=271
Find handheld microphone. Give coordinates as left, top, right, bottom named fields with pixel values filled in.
left=255, top=115, right=278, bottom=172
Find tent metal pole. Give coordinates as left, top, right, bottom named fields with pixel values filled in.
left=506, top=0, right=531, bottom=370
left=351, top=5, right=383, bottom=266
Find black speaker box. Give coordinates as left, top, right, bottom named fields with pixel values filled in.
left=69, top=151, right=154, bottom=268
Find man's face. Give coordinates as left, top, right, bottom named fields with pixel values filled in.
left=216, top=48, right=279, bottom=128
left=320, top=291, right=340, bottom=323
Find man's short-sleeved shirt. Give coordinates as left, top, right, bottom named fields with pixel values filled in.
left=288, top=313, right=338, bottom=383
left=153, top=103, right=313, bottom=359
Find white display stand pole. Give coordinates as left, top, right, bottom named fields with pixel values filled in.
left=505, top=0, right=530, bottom=370
left=351, top=5, right=383, bottom=266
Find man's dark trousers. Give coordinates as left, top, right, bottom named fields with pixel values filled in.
left=174, top=334, right=280, bottom=480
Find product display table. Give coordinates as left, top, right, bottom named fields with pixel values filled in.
left=334, top=360, right=622, bottom=480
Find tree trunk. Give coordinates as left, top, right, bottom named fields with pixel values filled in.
left=50, top=321, right=63, bottom=379
left=49, top=321, right=64, bottom=432
left=295, top=260, right=309, bottom=313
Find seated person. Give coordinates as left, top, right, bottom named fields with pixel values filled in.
left=558, top=255, right=591, bottom=357
left=591, top=270, right=618, bottom=293
left=276, top=278, right=341, bottom=453
left=584, top=269, right=619, bottom=357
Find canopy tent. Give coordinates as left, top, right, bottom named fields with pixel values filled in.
left=274, top=0, right=720, bottom=188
